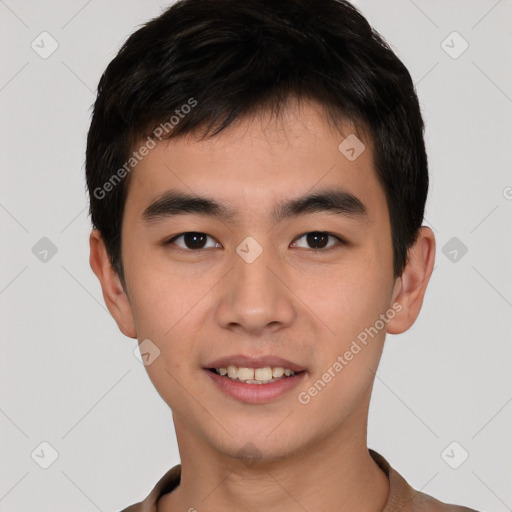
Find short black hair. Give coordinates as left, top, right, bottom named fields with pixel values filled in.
left=86, top=0, right=428, bottom=284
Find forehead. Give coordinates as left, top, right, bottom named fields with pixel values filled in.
left=123, top=100, right=386, bottom=225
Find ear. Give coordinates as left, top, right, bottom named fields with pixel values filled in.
left=89, top=229, right=137, bottom=339
left=386, top=227, right=436, bottom=335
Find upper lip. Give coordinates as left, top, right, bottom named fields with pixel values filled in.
left=204, top=354, right=306, bottom=372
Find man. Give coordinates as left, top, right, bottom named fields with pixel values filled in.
left=86, top=0, right=479, bottom=510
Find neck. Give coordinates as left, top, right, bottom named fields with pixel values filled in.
left=158, top=407, right=389, bottom=512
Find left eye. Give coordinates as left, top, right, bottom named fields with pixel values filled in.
left=291, top=231, right=341, bottom=250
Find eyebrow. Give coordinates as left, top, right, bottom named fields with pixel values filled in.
left=142, top=187, right=367, bottom=225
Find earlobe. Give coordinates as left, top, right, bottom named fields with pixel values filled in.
left=89, top=230, right=138, bottom=339
left=386, top=227, right=436, bottom=335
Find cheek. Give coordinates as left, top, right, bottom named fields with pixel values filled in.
left=124, top=254, right=208, bottom=370
left=302, top=255, right=392, bottom=342
left=123, top=241, right=202, bottom=334
left=297, top=265, right=391, bottom=418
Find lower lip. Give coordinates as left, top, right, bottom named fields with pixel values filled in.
left=204, top=369, right=306, bottom=404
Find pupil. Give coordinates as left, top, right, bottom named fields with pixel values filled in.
left=307, top=231, right=328, bottom=249
left=185, top=232, right=206, bottom=249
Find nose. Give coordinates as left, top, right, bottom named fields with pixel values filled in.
left=214, top=239, right=296, bottom=336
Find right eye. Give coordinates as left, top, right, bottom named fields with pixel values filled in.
left=166, top=232, right=221, bottom=251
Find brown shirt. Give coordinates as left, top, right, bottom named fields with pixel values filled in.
left=119, top=449, right=478, bottom=512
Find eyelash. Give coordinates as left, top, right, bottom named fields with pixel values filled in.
left=165, top=231, right=346, bottom=252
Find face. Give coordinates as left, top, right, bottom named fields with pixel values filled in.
left=102, top=99, right=414, bottom=463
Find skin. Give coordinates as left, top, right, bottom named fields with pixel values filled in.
left=90, top=98, right=435, bottom=511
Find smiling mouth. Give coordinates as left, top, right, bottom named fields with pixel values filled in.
left=208, top=366, right=304, bottom=385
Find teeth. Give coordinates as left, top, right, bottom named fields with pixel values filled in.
left=237, top=367, right=254, bottom=380
left=255, top=367, right=273, bottom=381
left=214, top=365, right=296, bottom=383
left=272, top=367, right=284, bottom=378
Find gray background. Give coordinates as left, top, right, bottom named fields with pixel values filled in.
left=1, top=0, right=511, bottom=510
